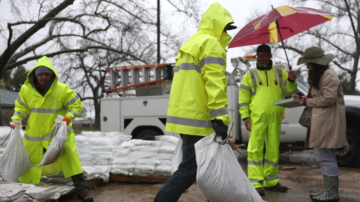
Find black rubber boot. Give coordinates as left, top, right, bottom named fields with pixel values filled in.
left=71, top=173, right=93, bottom=202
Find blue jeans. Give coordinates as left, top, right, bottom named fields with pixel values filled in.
left=154, top=134, right=204, bottom=202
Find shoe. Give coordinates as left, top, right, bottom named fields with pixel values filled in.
left=264, top=183, right=288, bottom=192
left=311, top=175, right=339, bottom=202
left=78, top=190, right=94, bottom=202
left=256, top=187, right=265, bottom=196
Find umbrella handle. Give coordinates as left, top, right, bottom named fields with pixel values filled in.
left=272, top=5, right=292, bottom=70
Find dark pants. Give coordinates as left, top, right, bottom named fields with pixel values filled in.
left=71, top=173, right=88, bottom=192
left=154, top=134, right=204, bottom=202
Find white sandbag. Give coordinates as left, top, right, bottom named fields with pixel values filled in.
left=38, top=115, right=67, bottom=167
left=104, top=131, right=132, bottom=142
left=0, top=124, right=33, bottom=182
left=91, top=146, right=113, bottom=152
left=111, top=165, right=135, bottom=170
left=110, top=168, right=131, bottom=175
left=88, top=137, right=115, bottom=146
left=154, top=153, right=174, bottom=160
left=0, top=183, right=33, bottom=202
left=156, top=135, right=179, bottom=145
left=195, top=133, right=265, bottom=202
left=130, top=139, right=160, bottom=147
left=171, top=138, right=182, bottom=174
left=74, top=135, right=88, bottom=144
left=112, top=148, right=131, bottom=157
left=155, top=165, right=172, bottom=174
left=14, top=186, right=75, bottom=202
left=112, top=150, right=158, bottom=165
left=136, top=158, right=160, bottom=165
left=83, top=166, right=111, bottom=182
left=134, top=165, right=154, bottom=172
left=117, top=141, right=135, bottom=149
left=159, top=146, right=176, bottom=153
left=25, top=185, right=58, bottom=200
left=81, top=131, right=104, bottom=137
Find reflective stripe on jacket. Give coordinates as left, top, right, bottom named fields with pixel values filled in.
left=11, top=56, right=83, bottom=183
left=165, top=3, right=233, bottom=136
left=238, top=66, right=297, bottom=120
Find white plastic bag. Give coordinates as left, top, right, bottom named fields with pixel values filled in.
left=38, top=115, right=67, bottom=167
left=195, top=133, right=265, bottom=202
left=0, top=124, right=32, bottom=182
left=171, top=138, right=182, bottom=174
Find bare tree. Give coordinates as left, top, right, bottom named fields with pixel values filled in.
left=0, top=0, right=75, bottom=78
left=282, top=0, right=360, bottom=94
left=0, top=0, right=201, bottom=72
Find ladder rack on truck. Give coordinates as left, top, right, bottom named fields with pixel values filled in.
left=104, top=63, right=175, bottom=93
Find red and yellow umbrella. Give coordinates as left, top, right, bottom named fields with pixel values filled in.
left=229, top=6, right=333, bottom=48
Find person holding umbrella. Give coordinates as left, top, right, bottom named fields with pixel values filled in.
left=238, top=44, right=297, bottom=196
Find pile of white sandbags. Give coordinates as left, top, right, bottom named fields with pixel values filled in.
left=0, top=183, right=74, bottom=202
left=111, top=135, right=179, bottom=176
left=75, top=131, right=132, bottom=166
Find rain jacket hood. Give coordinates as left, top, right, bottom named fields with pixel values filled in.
left=27, top=56, right=58, bottom=81
left=179, top=3, right=234, bottom=58
left=27, top=56, right=57, bottom=95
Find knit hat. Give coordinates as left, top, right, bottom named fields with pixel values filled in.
left=297, top=46, right=334, bottom=65
left=35, top=66, right=54, bottom=76
left=257, top=44, right=271, bottom=55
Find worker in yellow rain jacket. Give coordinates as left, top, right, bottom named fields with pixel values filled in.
left=239, top=44, right=297, bottom=196
left=154, top=3, right=236, bottom=202
left=10, top=56, right=93, bottom=202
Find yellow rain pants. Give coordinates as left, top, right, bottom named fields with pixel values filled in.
left=239, top=66, right=297, bottom=188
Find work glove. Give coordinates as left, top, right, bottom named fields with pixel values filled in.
left=211, top=119, right=228, bottom=140
left=62, top=116, right=70, bottom=125
left=10, top=119, right=21, bottom=130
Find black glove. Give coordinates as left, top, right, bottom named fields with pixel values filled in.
left=211, top=119, right=228, bottom=140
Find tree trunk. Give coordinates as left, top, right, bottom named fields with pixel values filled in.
left=0, top=103, right=4, bottom=126
left=0, top=0, right=75, bottom=78
left=94, top=98, right=100, bottom=130
left=350, top=54, right=360, bottom=94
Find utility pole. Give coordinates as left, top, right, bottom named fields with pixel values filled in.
left=157, top=0, right=160, bottom=63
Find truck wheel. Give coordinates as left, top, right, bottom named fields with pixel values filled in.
left=136, top=130, right=158, bottom=140
left=336, top=128, right=360, bottom=167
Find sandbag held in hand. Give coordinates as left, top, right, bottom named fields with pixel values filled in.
left=195, top=133, right=265, bottom=202
left=38, top=115, right=68, bottom=167
left=0, top=123, right=32, bottom=182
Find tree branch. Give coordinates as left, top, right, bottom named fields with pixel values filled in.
left=5, top=45, right=148, bottom=70
left=332, top=60, right=352, bottom=74
left=344, top=0, right=359, bottom=47
left=306, top=30, right=352, bottom=56
left=0, top=0, right=75, bottom=74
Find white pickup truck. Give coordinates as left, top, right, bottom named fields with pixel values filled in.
left=101, top=64, right=360, bottom=167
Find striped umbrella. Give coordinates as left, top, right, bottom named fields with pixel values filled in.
left=228, top=6, right=333, bottom=69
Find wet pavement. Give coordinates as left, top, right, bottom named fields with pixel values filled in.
left=72, top=150, right=360, bottom=202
